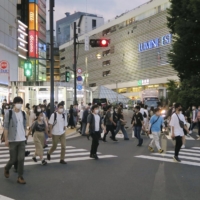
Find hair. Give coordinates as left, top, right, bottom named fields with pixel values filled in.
left=150, top=106, right=154, bottom=111
left=117, top=107, right=122, bottom=115
left=91, top=105, right=99, bottom=111
left=154, top=108, right=160, bottom=113
left=55, top=101, right=58, bottom=104
left=175, top=103, right=181, bottom=109
left=107, top=105, right=112, bottom=110
left=13, top=97, right=23, bottom=104
left=144, top=105, right=148, bottom=109
left=70, top=105, right=73, bottom=109
left=26, top=103, right=30, bottom=108
left=88, top=103, right=92, bottom=106
left=36, top=111, right=43, bottom=117
left=57, top=102, right=64, bottom=108
left=141, top=104, right=144, bottom=108
left=135, top=106, right=140, bottom=110
left=43, top=99, right=47, bottom=103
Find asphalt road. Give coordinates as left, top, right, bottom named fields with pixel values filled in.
left=0, top=110, right=200, bottom=200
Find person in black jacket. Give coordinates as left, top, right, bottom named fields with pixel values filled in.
left=81, top=103, right=91, bottom=136
left=85, top=105, right=106, bottom=159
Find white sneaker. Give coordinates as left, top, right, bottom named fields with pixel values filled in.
left=181, top=145, right=185, bottom=149
left=189, top=131, right=192, bottom=134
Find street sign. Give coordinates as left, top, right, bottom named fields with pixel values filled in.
left=85, top=35, right=89, bottom=51
left=0, top=60, right=9, bottom=73
left=77, top=68, right=82, bottom=74
left=77, top=85, right=83, bottom=91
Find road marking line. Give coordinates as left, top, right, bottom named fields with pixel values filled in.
left=166, top=151, right=200, bottom=157
left=180, top=149, right=200, bottom=153
left=192, top=147, right=200, bottom=150
left=0, top=195, right=14, bottom=200
left=135, top=155, right=200, bottom=167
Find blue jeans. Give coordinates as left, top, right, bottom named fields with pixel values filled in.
left=115, top=121, right=129, bottom=139
left=134, top=126, right=143, bottom=144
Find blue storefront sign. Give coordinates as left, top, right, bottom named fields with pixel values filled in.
left=139, top=34, right=172, bottom=52
left=77, top=85, right=83, bottom=91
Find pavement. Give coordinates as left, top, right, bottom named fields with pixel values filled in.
left=0, top=110, right=200, bottom=200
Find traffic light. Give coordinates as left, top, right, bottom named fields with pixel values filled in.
left=90, top=39, right=110, bottom=47
left=24, top=60, right=32, bottom=77
left=66, top=71, right=70, bottom=82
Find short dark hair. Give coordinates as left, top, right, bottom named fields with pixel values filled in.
left=175, top=103, right=181, bottom=109
left=154, top=108, right=160, bottom=113
left=13, top=97, right=23, bottom=104
left=135, top=106, right=140, bottom=110
left=55, top=101, right=58, bottom=104
left=88, top=103, right=92, bottom=106
left=91, top=105, right=98, bottom=111
left=145, top=105, right=148, bottom=109
left=57, top=103, right=64, bottom=108
left=43, top=99, right=46, bottom=103
left=107, top=105, right=112, bottom=110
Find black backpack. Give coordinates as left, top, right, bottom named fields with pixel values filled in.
left=143, top=111, right=147, bottom=118
left=52, top=112, right=65, bottom=127
left=1, top=110, right=26, bottom=143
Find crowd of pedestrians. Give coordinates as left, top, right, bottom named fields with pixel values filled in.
left=1, top=97, right=200, bottom=185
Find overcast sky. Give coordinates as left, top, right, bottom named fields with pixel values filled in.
left=46, top=0, right=149, bottom=28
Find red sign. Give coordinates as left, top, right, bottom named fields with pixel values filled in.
left=0, top=60, right=9, bottom=73
left=29, top=30, right=38, bottom=58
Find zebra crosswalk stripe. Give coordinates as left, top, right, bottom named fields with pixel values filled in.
left=165, top=134, right=195, bottom=140
left=135, top=147, right=200, bottom=167
left=0, top=144, right=117, bottom=168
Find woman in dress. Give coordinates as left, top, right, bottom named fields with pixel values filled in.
left=29, top=112, right=48, bottom=165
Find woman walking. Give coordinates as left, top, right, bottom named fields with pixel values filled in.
left=25, top=103, right=30, bottom=129
left=29, top=112, right=48, bottom=165
left=114, top=107, right=129, bottom=140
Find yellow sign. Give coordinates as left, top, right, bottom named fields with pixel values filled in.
left=29, top=3, right=38, bottom=31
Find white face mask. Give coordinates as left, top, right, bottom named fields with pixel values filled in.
left=94, top=109, right=99, bottom=114
left=6, top=106, right=9, bottom=109
left=58, top=108, right=64, bottom=113
left=15, top=104, right=22, bottom=110
left=42, top=108, right=45, bottom=111
left=37, top=109, right=41, bottom=112
left=40, top=117, right=44, bottom=120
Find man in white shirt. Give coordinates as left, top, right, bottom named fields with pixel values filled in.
left=170, top=103, right=189, bottom=162
left=47, top=103, right=68, bottom=164
left=4, top=97, right=27, bottom=184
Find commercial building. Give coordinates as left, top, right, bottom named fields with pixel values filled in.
left=56, top=12, right=104, bottom=46
left=0, top=0, right=19, bottom=104
left=60, top=0, right=178, bottom=102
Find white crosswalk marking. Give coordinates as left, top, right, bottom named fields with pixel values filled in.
left=0, top=195, right=14, bottom=200
left=0, top=143, right=117, bottom=168
left=165, top=134, right=195, bottom=140
left=135, top=147, right=200, bottom=167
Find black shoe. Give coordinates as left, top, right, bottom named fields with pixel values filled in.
left=124, top=138, right=129, bottom=140
left=25, top=151, right=30, bottom=157
left=173, top=156, right=181, bottom=162
left=41, top=159, right=47, bottom=165
left=32, top=157, right=37, bottom=162
left=94, top=154, right=99, bottom=160
left=113, top=139, right=118, bottom=142
left=102, top=139, right=107, bottom=142
left=43, top=144, right=48, bottom=149
left=47, top=153, right=51, bottom=161
left=140, top=139, right=143, bottom=146
left=60, top=160, right=67, bottom=164
left=90, top=154, right=95, bottom=158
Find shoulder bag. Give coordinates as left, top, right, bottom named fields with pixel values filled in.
left=176, top=114, right=185, bottom=128
left=149, top=116, right=160, bottom=134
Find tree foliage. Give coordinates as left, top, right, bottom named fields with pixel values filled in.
left=167, top=0, right=200, bottom=80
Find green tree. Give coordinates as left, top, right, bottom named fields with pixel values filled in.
left=167, top=0, right=200, bottom=81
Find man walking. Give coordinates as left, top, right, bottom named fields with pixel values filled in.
left=81, top=103, right=91, bottom=136
left=189, top=106, right=198, bottom=134
left=132, top=106, right=144, bottom=146
left=4, top=97, right=27, bottom=184
left=86, top=105, right=106, bottom=159
left=170, top=103, right=189, bottom=162
left=103, top=105, right=117, bottom=142
left=47, top=103, right=68, bottom=164
left=148, top=108, right=165, bottom=153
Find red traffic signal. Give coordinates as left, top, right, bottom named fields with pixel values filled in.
left=90, top=39, right=110, bottom=47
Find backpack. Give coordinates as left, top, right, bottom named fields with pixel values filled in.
left=143, top=111, right=147, bottom=118
left=1, top=110, right=26, bottom=143
left=52, top=112, right=65, bottom=127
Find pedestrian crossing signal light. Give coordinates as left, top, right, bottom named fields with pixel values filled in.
left=24, top=60, right=32, bottom=77
left=66, top=71, right=70, bottom=82
left=90, top=39, right=110, bottom=47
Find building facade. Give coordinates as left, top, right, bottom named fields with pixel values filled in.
left=0, top=0, right=19, bottom=104
left=56, top=12, right=104, bottom=46
left=59, top=0, right=178, bottom=101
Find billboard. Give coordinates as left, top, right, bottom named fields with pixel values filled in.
left=29, top=3, right=38, bottom=31
left=29, top=31, right=38, bottom=58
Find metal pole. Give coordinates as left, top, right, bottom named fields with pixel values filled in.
left=73, top=22, right=77, bottom=105
left=49, top=0, right=54, bottom=114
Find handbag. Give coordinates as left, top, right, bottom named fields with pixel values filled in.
left=176, top=114, right=185, bottom=128
left=149, top=116, right=160, bottom=134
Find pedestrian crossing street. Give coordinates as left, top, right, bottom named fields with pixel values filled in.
left=135, top=147, right=200, bottom=167
left=0, top=143, right=117, bottom=168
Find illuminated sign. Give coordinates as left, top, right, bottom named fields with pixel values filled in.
left=29, top=0, right=38, bottom=3
left=138, top=79, right=150, bottom=86
left=139, top=34, right=172, bottom=52
left=29, top=31, right=39, bottom=58
left=29, top=3, right=38, bottom=31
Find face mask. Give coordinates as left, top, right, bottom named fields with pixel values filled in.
left=15, top=104, right=22, bottom=110
left=59, top=108, right=64, bottom=113
left=6, top=106, right=9, bottom=109
left=40, top=117, right=44, bottom=120
left=94, top=110, right=99, bottom=114
left=178, top=108, right=182, bottom=112
left=37, top=109, right=41, bottom=112
left=42, top=108, right=45, bottom=111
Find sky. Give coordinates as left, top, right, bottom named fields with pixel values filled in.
left=46, top=0, right=149, bottom=28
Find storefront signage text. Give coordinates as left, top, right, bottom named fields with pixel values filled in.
left=138, top=79, right=150, bottom=86
left=139, top=34, right=172, bottom=52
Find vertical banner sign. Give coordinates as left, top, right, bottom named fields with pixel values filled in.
left=29, top=1, right=39, bottom=58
